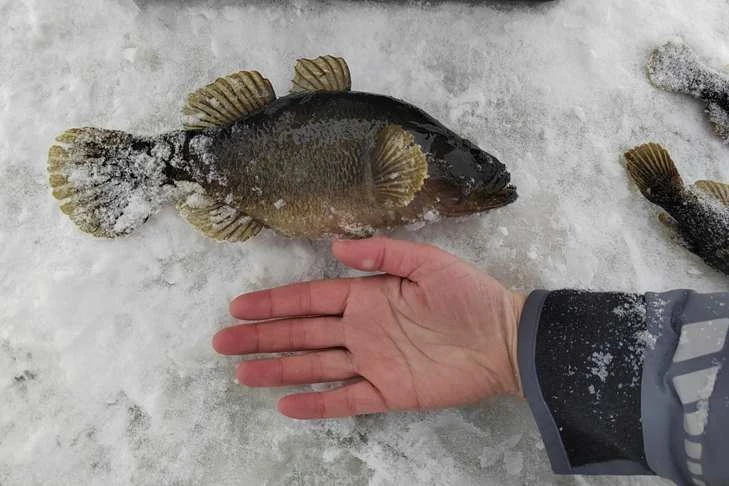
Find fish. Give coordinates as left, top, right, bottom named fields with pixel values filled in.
left=624, top=142, right=729, bottom=275
left=646, top=40, right=729, bottom=143
left=47, top=55, right=516, bottom=242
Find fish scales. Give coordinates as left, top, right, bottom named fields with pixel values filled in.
left=188, top=92, right=463, bottom=237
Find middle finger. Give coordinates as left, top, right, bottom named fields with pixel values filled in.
left=213, top=316, right=346, bottom=355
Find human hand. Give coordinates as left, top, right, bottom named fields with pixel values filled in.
left=213, top=237, right=526, bottom=419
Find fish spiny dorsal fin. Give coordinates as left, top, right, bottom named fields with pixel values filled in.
left=177, top=194, right=264, bottom=242
left=624, top=143, right=684, bottom=200
left=371, top=124, right=428, bottom=208
left=183, top=71, right=275, bottom=130
left=693, top=180, right=729, bottom=206
left=290, top=55, right=351, bottom=94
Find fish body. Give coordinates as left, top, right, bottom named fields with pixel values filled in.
left=647, top=41, right=729, bottom=142
left=624, top=143, right=729, bottom=275
left=48, top=56, right=516, bottom=241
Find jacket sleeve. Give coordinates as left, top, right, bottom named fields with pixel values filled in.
left=518, top=289, right=729, bottom=486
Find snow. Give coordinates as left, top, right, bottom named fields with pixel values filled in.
left=588, top=351, right=614, bottom=383
left=2, top=0, right=728, bottom=484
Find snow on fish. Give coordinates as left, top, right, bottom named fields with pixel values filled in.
left=47, top=55, right=516, bottom=242
left=647, top=40, right=729, bottom=143
left=624, top=142, right=729, bottom=275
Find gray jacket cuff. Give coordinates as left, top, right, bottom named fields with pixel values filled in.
left=517, top=290, right=571, bottom=472
left=518, top=290, right=651, bottom=476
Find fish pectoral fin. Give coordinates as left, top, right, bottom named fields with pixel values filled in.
left=624, top=142, right=684, bottom=201
left=658, top=212, right=679, bottom=229
left=290, top=55, right=351, bottom=93
left=183, top=71, right=276, bottom=130
left=371, top=124, right=428, bottom=208
left=656, top=214, right=695, bottom=251
left=693, top=179, right=729, bottom=206
left=177, top=195, right=263, bottom=242
left=706, top=102, right=729, bottom=142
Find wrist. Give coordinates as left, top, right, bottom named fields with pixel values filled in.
left=509, top=291, right=528, bottom=397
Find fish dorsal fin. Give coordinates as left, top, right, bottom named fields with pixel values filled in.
left=624, top=142, right=684, bottom=195
left=693, top=180, right=729, bottom=206
left=290, top=56, right=351, bottom=94
left=177, top=194, right=263, bottom=242
left=183, top=71, right=275, bottom=130
left=371, top=124, right=428, bottom=208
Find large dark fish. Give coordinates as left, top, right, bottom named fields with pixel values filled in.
left=624, top=142, right=729, bottom=275
left=647, top=41, right=729, bottom=142
left=48, top=55, right=516, bottom=242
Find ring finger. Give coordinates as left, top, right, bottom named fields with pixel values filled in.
left=237, top=349, right=357, bottom=387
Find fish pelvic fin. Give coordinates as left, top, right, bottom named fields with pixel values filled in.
left=371, top=124, right=428, bottom=208
left=183, top=71, right=275, bottom=130
left=177, top=194, right=263, bottom=242
left=624, top=142, right=684, bottom=205
left=48, top=128, right=175, bottom=238
left=290, top=55, right=351, bottom=94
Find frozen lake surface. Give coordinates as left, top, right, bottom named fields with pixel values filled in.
left=2, top=0, right=728, bottom=484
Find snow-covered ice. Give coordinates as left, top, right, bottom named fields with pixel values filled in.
left=2, top=0, right=728, bottom=484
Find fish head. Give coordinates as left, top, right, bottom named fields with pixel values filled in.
left=419, top=133, right=516, bottom=215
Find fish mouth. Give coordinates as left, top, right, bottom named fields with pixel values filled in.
left=422, top=179, right=518, bottom=217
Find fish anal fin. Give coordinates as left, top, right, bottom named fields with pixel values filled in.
left=177, top=195, right=263, bottom=242
left=371, top=124, right=428, bottom=208
left=290, top=55, right=351, bottom=94
left=693, top=179, right=729, bottom=206
left=624, top=142, right=684, bottom=201
left=183, top=71, right=275, bottom=130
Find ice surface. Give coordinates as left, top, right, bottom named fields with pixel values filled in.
left=2, top=0, right=728, bottom=484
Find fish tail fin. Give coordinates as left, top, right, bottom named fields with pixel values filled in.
left=646, top=41, right=707, bottom=95
left=48, top=127, right=174, bottom=238
left=624, top=142, right=684, bottom=205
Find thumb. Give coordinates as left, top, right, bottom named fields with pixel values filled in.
left=332, top=237, right=454, bottom=281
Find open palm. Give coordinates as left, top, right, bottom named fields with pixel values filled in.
left=213, top=237, right=525, bottom=419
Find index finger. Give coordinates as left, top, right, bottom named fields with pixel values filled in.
left=230, top=279, right=352, bottom=320
left=332, top=237, right=456, bottom=282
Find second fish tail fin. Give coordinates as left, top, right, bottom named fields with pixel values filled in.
left=47, top=127, right=177, bottom=238
left=647, top=40, right=712, bottom=96
left=624, top=142, right=684, bottom=206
